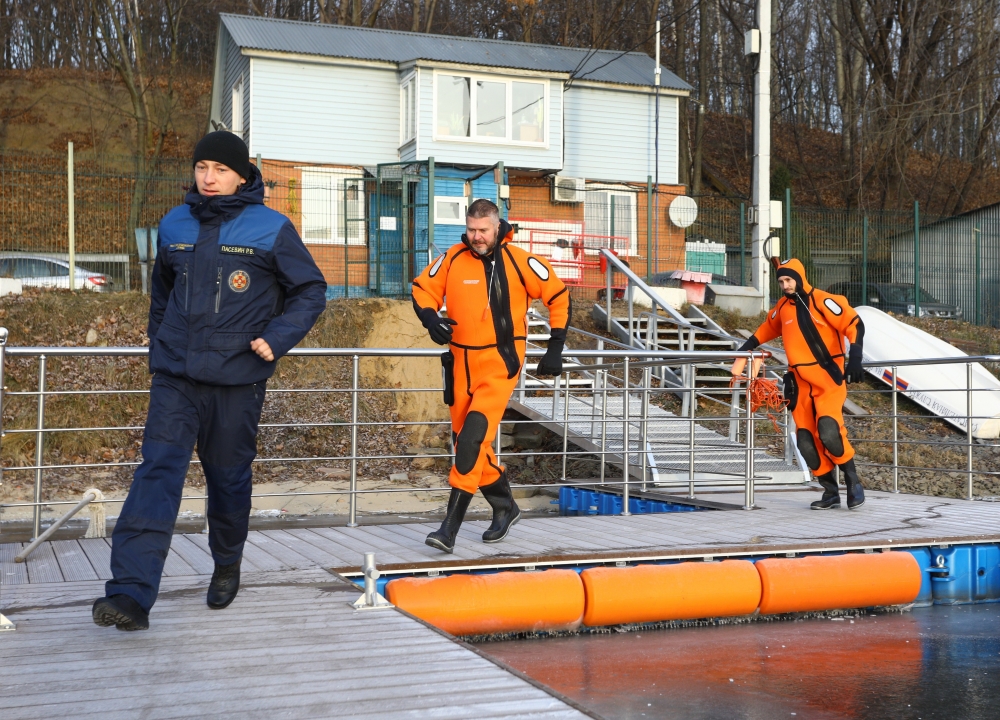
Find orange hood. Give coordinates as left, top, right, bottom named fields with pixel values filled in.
left=775, top=258, right=813, bottom=294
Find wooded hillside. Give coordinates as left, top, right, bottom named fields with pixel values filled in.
left=2, top=1, right=999, bottom=213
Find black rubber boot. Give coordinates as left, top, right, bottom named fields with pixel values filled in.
left=480, top=472, right=521, bottom=543
left=425, top=488, right=474, bottom=553
left=810, top=472, right=841, bottom=510
left=840, top=458, right=865, bottom=509
left=92, top=594, right=149, bottom=631
left=207, top=559, right=242, bottom=609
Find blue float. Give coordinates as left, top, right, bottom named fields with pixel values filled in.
left=558, top=486, right=709, bottom=516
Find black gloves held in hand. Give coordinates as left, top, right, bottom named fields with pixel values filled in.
left=846, top=344, right=864, bottom=384
left=417, top=307, right=458, bottom=346
left=536, top=328, right=566, bottom=377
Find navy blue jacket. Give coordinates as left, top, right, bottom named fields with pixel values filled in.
left=148, top=166, right=327, bottom=386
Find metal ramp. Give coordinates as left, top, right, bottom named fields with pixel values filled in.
left=509, top=390, right=807, bottom=487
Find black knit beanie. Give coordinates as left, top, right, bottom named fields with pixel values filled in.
left=192, top=131, right=251, bottom=179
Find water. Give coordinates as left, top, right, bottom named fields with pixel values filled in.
left=477, top=605, right=1000, bottom=720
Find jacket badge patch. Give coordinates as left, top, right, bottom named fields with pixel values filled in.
left=229, top=270, right=250, bottom=293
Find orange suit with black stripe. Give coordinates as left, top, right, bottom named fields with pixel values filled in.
left=748, top=259, right=864, bottom=476
left=412, top=219, right=571, bottom=494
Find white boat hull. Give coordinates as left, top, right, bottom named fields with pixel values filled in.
left=856, top=306, right=1000, bottom=439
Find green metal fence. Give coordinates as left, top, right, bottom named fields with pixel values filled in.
left=685, top=191, right=997, bottom=328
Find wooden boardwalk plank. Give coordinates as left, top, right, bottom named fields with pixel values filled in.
left=50, top=540, right=98, bottom=582
left=167, top=535, right=215, bottom=575
left=0, top=540, right=29, bottom=585
left=0, top=582, right=588, bottom=720
left=22, top=541, right=65, bottom=584
left=76, top=539, right=113, bottom=580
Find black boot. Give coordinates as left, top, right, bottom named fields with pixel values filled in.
left=480, top=472, right=521, bottom=543
left=426, top=488, right=473, bottom=553
left=207, top=559, right=242, bottom=609
left=840, top=459, right=865, bottom=509
left=810, top=471, right=841, bottom=510
left=92, top=594, right=149, bottom=631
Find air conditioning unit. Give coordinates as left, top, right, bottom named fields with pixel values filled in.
left=551, top=175, right=585, bottom=203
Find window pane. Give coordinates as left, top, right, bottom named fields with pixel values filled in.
left=437, top=75, right=470, bottom=137
left=476, top=81, right=506, bottom=138
left=585, top=192, right=609, bottom=241
left=437, top=200, right=462, bottom=221
left=48, top=261, right=70, bottom=276
left=301, top=173, right=334, bottom=242
left=408, top=82, right=416, bottom=139
left=513, top=82, right=544, bottom=142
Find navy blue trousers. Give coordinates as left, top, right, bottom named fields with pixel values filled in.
left=106, top=373, right=266, bottom=611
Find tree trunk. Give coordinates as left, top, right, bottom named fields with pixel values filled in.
left=692, top=0, right=709, bottom=194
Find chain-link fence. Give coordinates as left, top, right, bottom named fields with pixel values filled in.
left=0, top=149, right=191, bottom=292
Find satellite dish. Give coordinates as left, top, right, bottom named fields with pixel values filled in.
left=668, top=195, right=699, bottom=228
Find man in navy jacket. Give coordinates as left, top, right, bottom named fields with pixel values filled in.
left=93, top=132, right=327, bottom=630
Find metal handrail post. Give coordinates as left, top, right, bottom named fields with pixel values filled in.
left=967, top=362, right=974, bottom=500
left=891, top=366, right=899, bottom=493
left=348, top=355, right=359, bottom=527
left=0, top=328, right=7, bottom=494
left=743, top=354, right=755, bottom=510
left=605, top=262, right=612, bottom=332
left=622, top=357, right=631, bottom=516
left=783, top=405, right=794, bottom=464
left=627, top=280, right=635, bottom=347
left=561, top=370, right=570, bottom=482
left=688, top=359, right=696, bottom=499
left=641, top=367, right=650, bottom=492
left=32, top=355, right=47, bottom=540
left=599, top=370, right=608, bottom=486
left=551, top=371, right=561, bottom=424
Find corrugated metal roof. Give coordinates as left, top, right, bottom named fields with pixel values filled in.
left=220, top=14, right=691, bottom=91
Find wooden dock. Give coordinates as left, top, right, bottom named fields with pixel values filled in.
left=3, top=488, right=1000, bottom=717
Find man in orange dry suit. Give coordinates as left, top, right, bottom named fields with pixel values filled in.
left=731, top=258, right=866, bottom=509
left=412, top=198, right=571, bottom=552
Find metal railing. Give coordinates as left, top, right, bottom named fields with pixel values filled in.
left=0, top=329, right=779, bottom=540
left=599, top=248, right=1000, bottom=503
left=1, top=320, right=998, bottom=543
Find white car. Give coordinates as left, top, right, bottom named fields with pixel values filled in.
left=0, top=255, right=114, bottom=293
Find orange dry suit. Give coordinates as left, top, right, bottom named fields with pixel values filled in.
left=412, top=219, right=571, bottom=494
left=743, top=259, right=865, bottom=476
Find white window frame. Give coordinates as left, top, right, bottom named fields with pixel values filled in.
left=298, top=167, right=366, bottom=246
left=584, top=184, right=638, bottom=257
left=400, top=72, right=417, bottom=145
left=434, top=195, right=468, bottom=225
left=230, top=77, right=244, bottom=135
left=432, top=70, right=549, bottom=148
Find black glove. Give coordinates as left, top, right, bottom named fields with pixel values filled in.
left=536, top=329, right=565, bottom=377
left=846, top=344, right=864, bottom=384
left=417, top=307, right=458, bottom=346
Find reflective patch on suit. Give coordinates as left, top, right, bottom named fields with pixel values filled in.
left=527, top=257, right=550, bottom=280
left=169, top=243, right=194, bottom=252
left=229, top=270, right=250, bottom=293
left=796, top=429, right=821, bottom=471
left=456, top=411, right=488, bottom=475
left=817, top=416, right=845, bottom=456
left=429, top=254, right=445, bottom=277
left=771, top=309, right=777, bottom=319
left=823, top=297, right=843, bottom=315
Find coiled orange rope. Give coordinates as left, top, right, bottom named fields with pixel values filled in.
left=730, top=373, right=788, bottom=433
